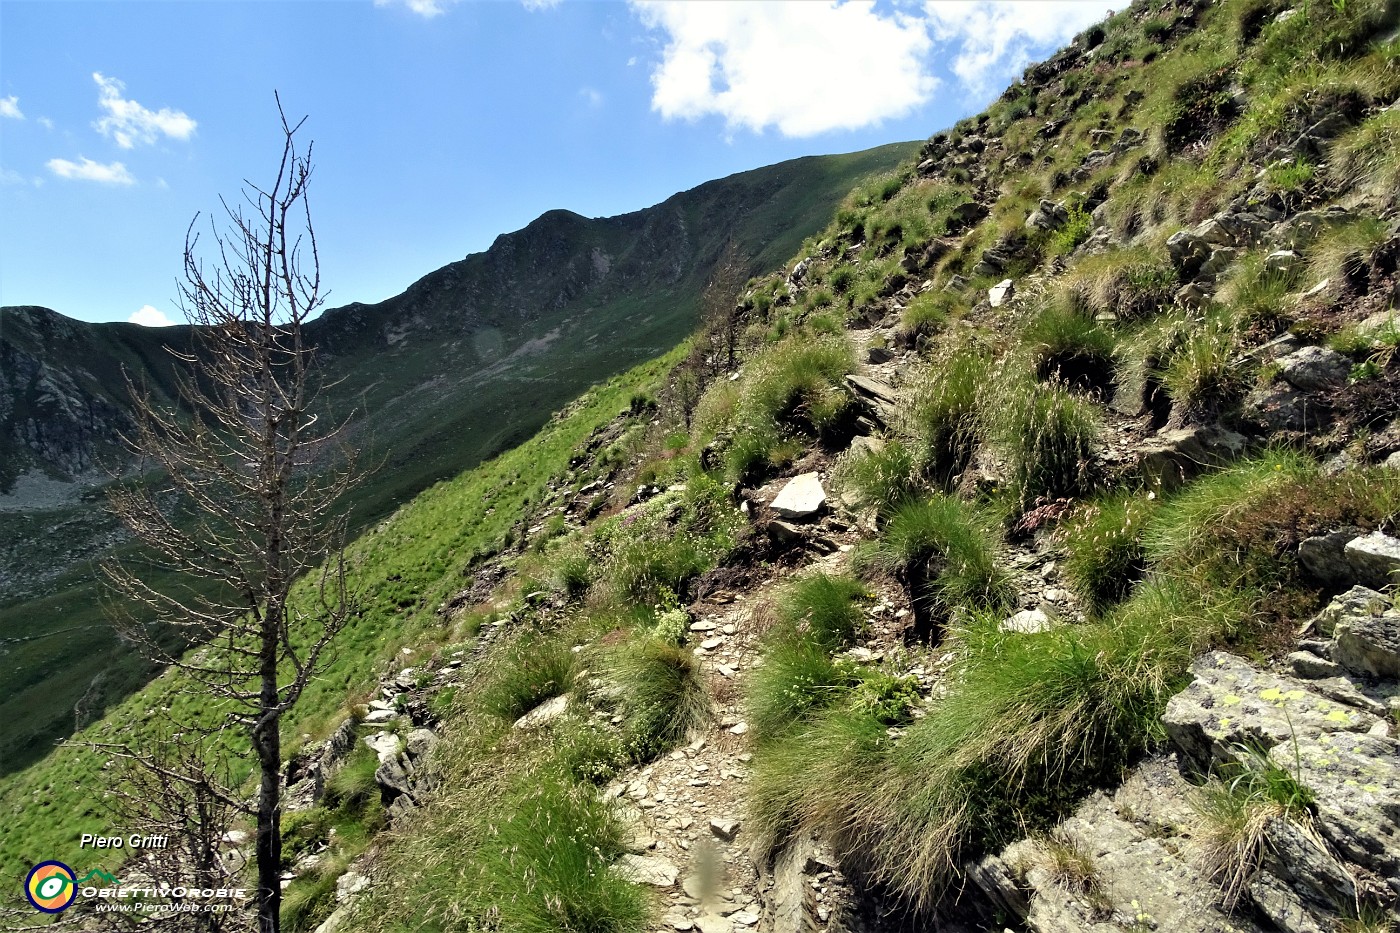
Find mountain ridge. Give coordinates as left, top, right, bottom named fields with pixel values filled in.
left=0, top=139, right=918, bottom=776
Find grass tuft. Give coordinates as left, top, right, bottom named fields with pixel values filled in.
left=1192, top=744, right=1317, bottom=910
left=990, top=378, right=1101, bottom=511
left=871, top=495, right=1012, bottom=623
left=1061, top=492, right=1158, bottom=615
left=604, top=637, right=710, bottom=762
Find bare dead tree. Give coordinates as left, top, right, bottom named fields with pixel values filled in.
left=84, top=719, right=252, bottom=933
left=703, top=242, right=751, bottom=376
left=661, top=242, right=751, bottom=430
left=103, top=95, right=359, bottom=933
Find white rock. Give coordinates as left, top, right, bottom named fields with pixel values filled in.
left=614, top=853, right=679, bottom=888
left=362, top=731, right=402, bottom=763
left=988, top=278, right=1015, bottom=307
left=1345, top=532, right=1400, bottom=590
left=770, top=473, right=826, bottom=519
left=710, top=817, right=741, bottom=842
left=1000, top=609, right=1054, bottom=634
left=513, top=693, right=569, bottom=731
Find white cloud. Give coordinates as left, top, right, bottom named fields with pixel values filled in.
left=580, top=87, right=604, bottom=108
left=632, top=1, right=936, bottom=138
left=0, top=167, right=27, bottom=186
left=522, top=0, right=562, bottom=9
left=923, top=1, right=1108, bottom=95
left=46, top=156, right=135, bottom=185
left=373, top=0, right=455, bottom=17
left=92, top=73, right=197, bottom=148
left=0, top=96, right=22, bottom=120
left=38, top=116, right=54, bottom=130
left=129, top=305, right=175, bottom=327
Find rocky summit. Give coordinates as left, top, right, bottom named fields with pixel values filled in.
left=5, top=0, right=1400, bottom=931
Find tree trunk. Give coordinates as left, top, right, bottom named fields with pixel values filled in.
left=255, top=615, right=282, bottom=933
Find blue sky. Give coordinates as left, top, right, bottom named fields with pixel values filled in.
left=0, top=1, right=1108, bottom=326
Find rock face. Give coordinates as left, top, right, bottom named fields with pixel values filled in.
left=1165, top=644, right=1400, bottom=899
left=1326, top=585, right=1400, bottom=680
left=1278, top=346, right=1351, bottom=392
left=1135, top=425, right=1247, bottom=488
left=1163, top=651, right=1380, bottom=774
left=968, top=758, right=1266, bottom=933
left=769, top=473, right=827, bottom=520
left=1344, top=532, right=1400, bottom=591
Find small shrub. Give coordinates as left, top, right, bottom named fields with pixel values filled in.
left=849, top=670, right=921, bottom=725
left=652, top=606, right=690, bottom=645
left=1049, top=205, right=1094, bottom=256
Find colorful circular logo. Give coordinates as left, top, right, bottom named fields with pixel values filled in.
left=26, top=861, right=77, bottom=913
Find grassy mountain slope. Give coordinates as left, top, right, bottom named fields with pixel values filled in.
left=337, top=0, right=1400, bottom=929
left=0, top=349, right=680, bottom=886
left=0, top=141, right=915, bottom=776
left=8, top=0, right=1400, bottom=928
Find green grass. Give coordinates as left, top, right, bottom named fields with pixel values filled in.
left=899, top=290, right=961, bottom=339
left=603, top=637, right=710, bottom=762
left=898, top=342, right=991, bottom=480
left=342, top=609, right=710, bottom=932
left=868, top=496, right=1012, bottom=624
left=749, top=639, right=864, bottom=743
left=1062, top=492, right=1159, bottom=615
left=0, top=350, right=682, bottom=885
left=831, top=438, right=920, bottom=516
left=1060, top=248, right=1178, bottom=323
left=479, top=632, right=580, bottom=722
left=989, top=378, right=1101, bottom=511
left=1157, top=311, right=1248, bottom=421
left=1192, top=743, right=1317, bottom=909
left=1145, top=451, right=1400, bottom=596
left=1021, top=298, right=1117, bottom=390
left=694, top=333, right=856, bottom=482
left=749, top=579, right=1252, bottom=906
left=777, top=573, right=869, bottom=649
